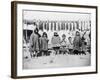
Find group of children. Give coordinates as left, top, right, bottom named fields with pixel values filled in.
left=29, top=28, right=50, bottom=58
left=29, top=28, right=90, bottom=58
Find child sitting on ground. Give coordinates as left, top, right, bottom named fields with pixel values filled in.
left=67, top=37, right=73, bottom=54
left=51, top=32, right=61, bottom=55
left=60, top=34, right=68, bottom=55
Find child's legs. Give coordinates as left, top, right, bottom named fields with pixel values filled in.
left=53, top=47, right=57, bottom=55
left=45, top=50, right=48, bottom=56
left=56, top=47, right=60, bottom=55
left=73, top=50, right=79, bottom=55
left=69, top=49, right=73, bottom=54
left=41, top=50, right=44, bottom=56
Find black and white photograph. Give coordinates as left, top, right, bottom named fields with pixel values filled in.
left=23, top=10, right=91, bottom=69
left=11, top=1, right=97, bottom=78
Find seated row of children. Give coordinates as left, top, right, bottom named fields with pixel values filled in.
left=29, top=28, right=90, bottom=58
left=51, top=31, right=90, bottom=55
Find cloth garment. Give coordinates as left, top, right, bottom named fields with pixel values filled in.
left=67, top=40, right=73, bottom=49
left=51, top=35, right=61, bottom=47
left=60, top=39, right=67, bottom=47
left=38, top=30, right=43, bottom=37
left=29, top=32, right=40, bottom=51
left=40, top=37, right=48, bottom=51
left=73, top=35, right=82, bottom=50
left=81, top=39, right=87, bottom=51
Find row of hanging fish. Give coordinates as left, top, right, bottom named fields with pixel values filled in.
left=24, top=20, right=91, bottom=32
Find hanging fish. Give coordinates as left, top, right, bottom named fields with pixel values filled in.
left=89, top=20, right=91, bottom=28
left=47, top=22, right=49, bottom=31
left=66, top=22, right=68, bottom=31
left=63, top=22, right=65, bottom=30
left=42, top=21, right=45, bottom=30
left=54, top=22, right=56, bottom=31
left=88, top=20, right=91, bottom=31
left=60, top=22, right=62, bottom=31
left=83, top=21, right=85, bottom=31
left=84, top=21, right=86, bottom=31
left=70, top=22, right=72, bottom=31
left=44, top=22, right=47, bottom=30
left=55, top=22, right=57, bottom=31
left=58, top=22, right=60, bottom=31
left=71, top=22, right=74, bottom=31
left=76, top=21, right=79, bottom=30
left=41, top=22, right=43, bottom=30
left=56, top=22, right=58, bottom=31
left=82, top=21, right=84, bottom=32
left=46, top=22, right=48, bottom=31
left=68, top=22, right=70, bottom=34
left=49, top=22, right=51, bottom=31
left=64, top=22, right=66, bottom=30
left=62, top=22, right=65, bottom=30
left=67, top=22, right=70, bottom=31
left=39, top=21, right=43, bottom=31
left=73, top=22, right=75, bottom=31
left=81, top=21, right=83, bottom=32
left=38, top=21, right=41, bottom=30
left=51, top=22, right=53, bottom=31
left=61, top=22, right=63, bottom=30
left=78, top=21, right=81, bottom=31
left=86, top=21, right=89, bottom=30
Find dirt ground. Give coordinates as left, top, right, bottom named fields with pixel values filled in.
left=23, top=50, right=91, bottom=69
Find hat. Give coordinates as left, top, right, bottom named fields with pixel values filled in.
left=62, top=34, right=66, bottom=37
left=54, top=32, right=58, bottom=36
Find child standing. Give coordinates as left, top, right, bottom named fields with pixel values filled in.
left=29, top=28, right=41, bottom=58
left=73, top=31, right=82, bottom=55
left=40, top=32, right=49, bottom=56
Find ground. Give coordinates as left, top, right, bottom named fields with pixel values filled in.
left=23, top=50, right=91, bottom=69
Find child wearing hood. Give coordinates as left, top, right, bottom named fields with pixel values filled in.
left=29, top=28, right=41, bottom=58
left=51, top=32, right=61, bottom=55
left=73, top=31, right=82, bottom=55
left=60, top=34, right=67, bottom=55
left=40, top=32, right=49, bottom=56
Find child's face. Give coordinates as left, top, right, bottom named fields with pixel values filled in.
left=68, top=38, right=72, bottom=41
left=35, top=29, right=38, bottom=34
left=76, top=32, right=80, bottom=36
left=62, top=36, right=66, bottom=40
left=44, top=35, right=46, bottom=38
